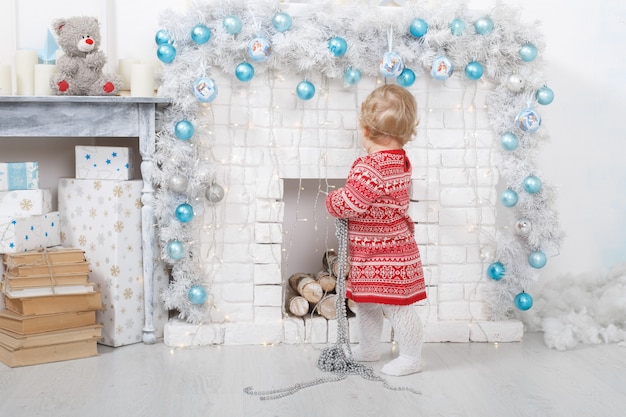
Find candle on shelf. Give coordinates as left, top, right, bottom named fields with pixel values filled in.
left=130, top=63, right=154, bottom=97
left=0, top=64, right=12, bottom=95
left=15, top=49, right=39, bottom=95
left=119, top=58, right=139, bottom=91
left=34, top=64, right=57, bottom=96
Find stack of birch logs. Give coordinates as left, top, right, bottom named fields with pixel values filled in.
left=287, top=250, right=354, bottom=320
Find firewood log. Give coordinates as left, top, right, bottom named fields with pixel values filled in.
left=315, top=270, right=337, bottom=292
left=315, top=294, right=337, bottom=320
left=288, top=272, right=323, bottom=304
left=288, top=295, right=310, bottom=317
left=322, top=250, right=337, bottom=272
left=322, top=250, right=348, bottom=278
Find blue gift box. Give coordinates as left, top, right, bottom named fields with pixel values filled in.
left=0, top=162, right=39, bottom=191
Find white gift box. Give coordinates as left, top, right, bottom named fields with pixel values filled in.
left=58, top=178, right=146, bottom=347
left=75, top=146, right=135, bottom=180
left=0, top=189, right=52, bottom=217
left=0, top=212, right=61, bottom=253
left=0, top=162, right=39, bottom=191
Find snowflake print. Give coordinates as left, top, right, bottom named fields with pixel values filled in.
left=93, top=181, right=102, bottom=190
left=114, top=221, right=124, bottom=232
left=19, top=199, right=33, bottom=211
left=123, top=288, right=133, bottom=299
left=78, top=235, right=87, bottom=246
left=113, top=186, right=123, bottom=197
left=110, top=265, right=120, bottom=277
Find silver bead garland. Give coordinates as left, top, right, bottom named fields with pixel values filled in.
left=244, top=219, right=421, bottom=400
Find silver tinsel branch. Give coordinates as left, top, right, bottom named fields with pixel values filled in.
left=155, top=0, right=562, bottom=323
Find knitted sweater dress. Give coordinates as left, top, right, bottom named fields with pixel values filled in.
left=326, top=149, right=426, bottom=305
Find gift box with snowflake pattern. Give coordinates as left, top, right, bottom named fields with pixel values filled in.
left=58, top=178, right=146, bottom=347
left=0, top=189, right=52, bottom=217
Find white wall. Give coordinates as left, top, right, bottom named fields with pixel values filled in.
left=2, top=0, right=625, bottom=284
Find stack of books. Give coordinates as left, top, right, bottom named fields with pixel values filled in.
left=0, top=247, right=103, bottom=367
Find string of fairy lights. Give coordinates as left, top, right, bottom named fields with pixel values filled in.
left=154, top=0, right=562, bottom=325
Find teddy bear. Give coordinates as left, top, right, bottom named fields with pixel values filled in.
left=50, top=16, right=122, bottom=96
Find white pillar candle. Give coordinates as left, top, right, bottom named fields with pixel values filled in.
left=130, top=63, right=154, bottom=97
left=15, top=49, right=39, bottom=95
left=118, top=58, right=139, bottom=91
left=34, top=64, right=56, bottom=96
left=0, top=64, right=12, bottom=95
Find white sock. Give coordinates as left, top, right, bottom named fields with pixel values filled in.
left=350, top=344, right=380, bottom=362
left=381, top=354, right=422, bottom=376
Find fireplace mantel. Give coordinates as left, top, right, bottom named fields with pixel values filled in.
left=0, top=95, right=170, bottom=344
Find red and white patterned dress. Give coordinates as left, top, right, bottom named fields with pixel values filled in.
left=326, top=149, right=426, bottom=305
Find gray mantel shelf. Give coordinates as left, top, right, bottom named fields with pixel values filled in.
left=0, top=95, right=171, bottom=344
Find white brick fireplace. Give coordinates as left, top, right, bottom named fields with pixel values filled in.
left=164, top=70, right=523, bottom=347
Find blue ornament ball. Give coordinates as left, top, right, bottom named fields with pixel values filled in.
left=272, top=11, right=293, bottom=32
left=174, top=120, right=194, bottom=141
left=191, top=24, right=211, bottom=44
left=155, top=29, right=172, bottom=45
left=536, top=86, right=554, bottom=105
left=474, top=16, right=494, bottom=35
left=464, top=61, right=483, bottom=80
left=193, top=77, right=218, bottom=103
left=167, top=240, right=185, bottom=261
left=380, top=52, right=404, bottom=78
left=409, top=18, right=429, bottom=38
left=296, top=80, right=316, bottom=100
left=450, top=18, right=466, bottom=36
left=343, top=67, right=361, bottom=86
left=397, top=68, right=416, bottom=87
left=248, top=37, right=272, bottom=62
left=515, top=108, right=542, bottom=133
left=528, top=251, right=547, bottom=269
left=500, top=189, right=519, bottom=207
left=523, top=175, right=543, bottom=194
left=223, top=15, right=242, bottom=35
left=514, top=292, right=533, bottom=311
left=156, top=44, right=176, bottom=64
left=500, top=132, right=519, bottom=151
left=487, top=262, right=506, bottom=281
left=431, top=56, right=453, bottom=80
left=175, top=203, right=194, bottom=223
left=519, top=43, right=538, bottom=62
left=328, top=36, right=348, bottom=57
left=235, top=62, right=255, bottom=82
left=188, top=284, right=208, bottom=305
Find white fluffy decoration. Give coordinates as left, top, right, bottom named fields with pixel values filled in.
left=155, top=0, right=562, bottom=324
left=523, top=264, right=626, bottom=350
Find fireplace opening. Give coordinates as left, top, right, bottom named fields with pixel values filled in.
left=281, top=178, right=355, bottom=319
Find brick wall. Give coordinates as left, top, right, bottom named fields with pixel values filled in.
left=164, top=70, right=523, bottom=346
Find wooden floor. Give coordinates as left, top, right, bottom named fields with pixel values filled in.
left=0, top=332, right=624, bottom=417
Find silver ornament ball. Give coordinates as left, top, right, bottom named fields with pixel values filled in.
left=515, top=218, right=532, bottom=236
left=205, top=184, right=225, bottom=203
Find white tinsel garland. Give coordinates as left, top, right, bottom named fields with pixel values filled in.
left=154, top=0, right=562, bottom=324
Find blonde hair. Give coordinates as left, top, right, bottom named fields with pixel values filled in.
left=359, top=84, right=419, bottom=145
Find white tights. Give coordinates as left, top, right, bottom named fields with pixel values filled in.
left=352, top=302, right=424, bottom=376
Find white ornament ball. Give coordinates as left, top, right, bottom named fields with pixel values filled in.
left=168, top=174, right=188, bottom=194
left=506, top=74, right=525, bottom=92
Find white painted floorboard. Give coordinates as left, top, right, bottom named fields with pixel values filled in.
left=0, top=332, right=624, bottom=417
